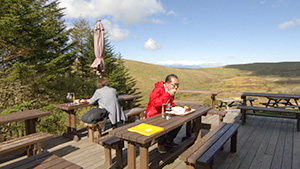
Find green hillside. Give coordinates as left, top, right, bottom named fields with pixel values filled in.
left=123, top=60, right=300, bottom=107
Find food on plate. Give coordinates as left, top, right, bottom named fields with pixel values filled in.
left=79, top=99, right=87, bottom=104
left=171, top=106, right=186, bottom=114
left=183, top=106, right=191, bottom=112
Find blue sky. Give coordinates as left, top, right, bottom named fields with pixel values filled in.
left=59, top=0, right=300, bottom=67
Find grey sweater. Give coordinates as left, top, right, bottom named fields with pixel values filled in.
left=89, top=86, right=127, bottom=125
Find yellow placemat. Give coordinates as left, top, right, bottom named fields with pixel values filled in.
left=128, top=123, right=164, bottom=136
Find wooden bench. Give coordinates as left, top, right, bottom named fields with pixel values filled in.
left=96, top=135, right=124, bottom=168
left=82, top=107, right=145, bottom=143
left=208, top=109, right=227, bottom=124
left=0, top=132, right=53, bottom=158
left=81, top=119, right=110, bottom=143
left=179, top=123, right=239, bottom=169
left=1, top=151, right=82, bottom=169
left=238, top=105, right=300, bottom=131
left=124, top=107, right=145, bottom=123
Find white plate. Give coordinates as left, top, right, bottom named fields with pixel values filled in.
left=170, top=106, right=186, bottom=115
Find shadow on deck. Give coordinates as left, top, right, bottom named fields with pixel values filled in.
left=1, top=112, right=300, bottom=169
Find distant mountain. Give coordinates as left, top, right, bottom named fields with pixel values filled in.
left=165, top=64, right=202, bottom=69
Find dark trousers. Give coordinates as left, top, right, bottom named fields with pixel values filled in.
left=158, top=126, right=181, bottom=145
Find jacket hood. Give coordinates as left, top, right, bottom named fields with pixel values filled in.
left=154, top=81, right=165, bottom=89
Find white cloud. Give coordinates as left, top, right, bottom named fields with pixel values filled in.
left=59, top=0, right=167, bottom=25
left=101, top=19, right=129, bottom=41
left=278, top=18, right=300, bottom=29
left=166, top=10, right=176, bottom=16
left=259, top=0, right=267, bottom=4
left=144, top=38, right=162, bottom=50
left=155, top=60, right=226, bottom=68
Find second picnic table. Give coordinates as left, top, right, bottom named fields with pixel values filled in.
left=54, top=94, right=139, bottom=141
left=216, top=97, right=257, bottom=110
left=0, top=110, right=50, bottom=135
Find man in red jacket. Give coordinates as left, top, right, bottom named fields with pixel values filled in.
left=145, top=74, right=181, bottom=153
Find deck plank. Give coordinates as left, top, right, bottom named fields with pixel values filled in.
left=248, top=118, right=276, bottom=169
left=293, top=122, right=300, bottom=169
left=261, top=118, right=283, bottom=169
left=1, top=112, right=300, bottom=169
left=282, top=119, right=294, bottom=169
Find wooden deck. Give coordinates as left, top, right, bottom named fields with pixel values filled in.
left=1, top=112, right=300, bottom=169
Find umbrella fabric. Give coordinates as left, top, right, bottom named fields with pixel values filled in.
left=91, top=19, right=105, bottom=75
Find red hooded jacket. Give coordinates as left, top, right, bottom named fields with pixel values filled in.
left=145, top=81, right=176, bottom=118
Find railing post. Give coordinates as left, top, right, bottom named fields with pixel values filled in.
left=211, top=94, right=216, bottom=109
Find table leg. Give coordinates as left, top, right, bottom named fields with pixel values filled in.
left=127, top=100, right=132, bottom=109
left=195, top=116, right=202, bottom=141
left=63, top=110, right=80, bottom=141
left=65, top=111, right=71, bottom=133
left=249, top=100, right=256, bottom=113
left=140, top=145, right=149, bottom=169
left=266, top=99, right=272, bottom=108
left=70, top=111, right=77, bottom=134
left=127, top=141, right=136, bottom=169
left=182, top=121, right=192, bottom=142
left=225, top=103, right=230, bottom=110
left=25, top=118, right=37, bottom=135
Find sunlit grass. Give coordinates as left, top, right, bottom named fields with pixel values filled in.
left=123, top=59, right=300, bottom=107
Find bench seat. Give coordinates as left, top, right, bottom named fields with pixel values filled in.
left=207, top=109, right=227, bottom=124
left=179, top=123, right=239, bottom=169
left=96, top=135, right=124, bottom=168
left=238, top=105, right=300, bottom=131
left=82, top=107, right=145, bottom=143
left=124, top=107, right=145, bottom=122
left=0, top=132, right=53, bottom=158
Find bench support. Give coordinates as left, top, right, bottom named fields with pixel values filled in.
left=238, top=105, right=300, bottom=131
left=97, top=135, right=124, bottom=168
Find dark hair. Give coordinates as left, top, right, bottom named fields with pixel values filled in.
left=97, top=77, right=110, bottom=89
left=165, top=74, right=178, bottom=83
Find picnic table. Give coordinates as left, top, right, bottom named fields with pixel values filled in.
left=238, top=92, right=300, bottom=131
left=0, top=110, right=50, bottom=135
left=109, top=106, right=211, bottom=169
left=0, top=110, right=52, bottom=157
left=263, top=96, right=299, bottom=108
left=177, top=90, right=221, bottom=109
left=54, top=94, right=139, bottom=141
left=216, top=97, right=257, bottom=110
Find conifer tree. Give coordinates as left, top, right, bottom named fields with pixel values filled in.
left=0, top=0, right=76, bottom=109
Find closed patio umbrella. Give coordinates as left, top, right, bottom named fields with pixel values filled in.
left=91, top=18, right=105, bottom=75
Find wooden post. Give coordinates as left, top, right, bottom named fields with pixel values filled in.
left=127, top=142, right=136, bottom=169
left=211, top=94, right=216, bottom=109
left=88, top=127, right=94, bottom=143
left=105, top=148, right=112, bottom=165
left=231, top=131, right=238, bottom=152
left=195, top=116, right=202, bottom=141
left=140, top=145, right=149, bottom=169
left=240, top=95, right=247, bottom=125
left=66, top=111, right=71, bottom=133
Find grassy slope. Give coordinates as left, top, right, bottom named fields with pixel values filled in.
left=123, top=59, right=300, bottom=107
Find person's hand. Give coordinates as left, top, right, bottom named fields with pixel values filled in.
left=168, top=88, right=177, bottom=96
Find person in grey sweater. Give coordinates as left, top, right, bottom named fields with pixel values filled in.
left=89, top=77, right=127, bottom=128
